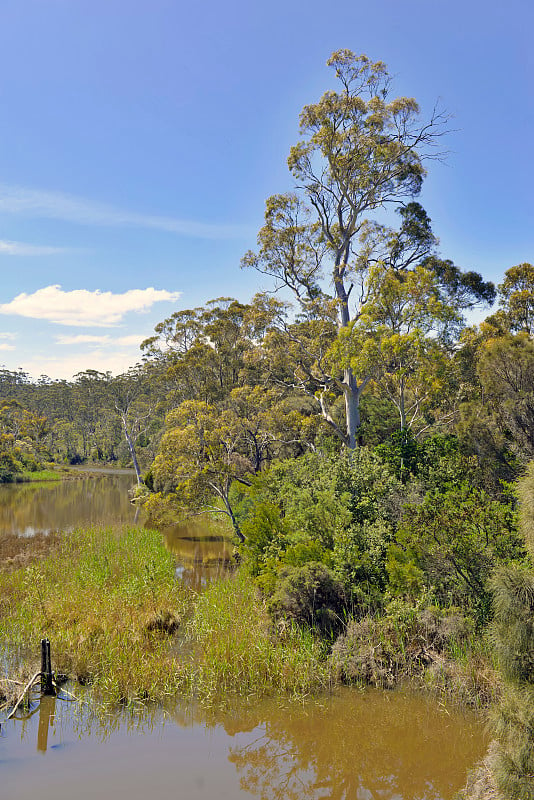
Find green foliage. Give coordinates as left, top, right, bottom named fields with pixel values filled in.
left=237, top=449, right=405, bottom=604
left=0, top=527, right=332, bottom=706
left=332, top=263, right=460, bottom=432
left=241, top=51, right=460, bottom=448
left=487, top=462, right=534, bottom=799
left=267, top=562, right=347, bottom=635
left=376, top=430, right=480, bottom=497
left=389, top=485, right=523, bottom=621
left=358, top=395, right=398, bottom=446
left=490, top=566, right=534, bottom=799
left=0, top=401, right=53, bottom=480
left=490, top=565, right=534, bottom=684
left=241, top=501, right=295, bottom=586
left=16, top=469, right=61, bottom=482
left=416, top=434, right=478, bottom=490
left=478, top=333, right=534, bottom=461
left=376, top=428, right=419, bottom=481
left=517, top=460, right=534, bottom=559
left=491, top=685, right=534, bottom=800
left=497, top=262, right=534, bottom=335
left=386, top=545, right=425, bottom=600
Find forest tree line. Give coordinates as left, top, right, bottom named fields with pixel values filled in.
left=2, top=50, right=534, bottom=794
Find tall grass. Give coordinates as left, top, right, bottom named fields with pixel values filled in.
left=0, top=526, right=190, bottom=707
left=185, top=571, right=333, bottom=701
left=15, top=469, right=61, bottom=482
left=1, top=525, right=493, bottom=714
left=0, top=527, right=333, bottom=709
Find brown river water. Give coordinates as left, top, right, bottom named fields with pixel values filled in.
left=0, top=473, right=488, bottom=800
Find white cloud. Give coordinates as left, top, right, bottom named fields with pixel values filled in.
left=20, top=350, right=142, bottom=381
left=55, top=333, right=147, bottom=346
left=56, top=334, right=110, bottom=345
left=0, top=333, right=16, bottom=350
left=0, top=239, right=67, bottom=256
left=0, top=184, right=251, bottom=240
left=116, top=334, right=147, bottom=347
left=0, top=285, right=180, bottom=327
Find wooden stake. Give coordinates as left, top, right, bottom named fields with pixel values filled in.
left=40, top=639, right=55, bottom=696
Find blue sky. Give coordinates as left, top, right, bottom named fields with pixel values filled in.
left=0, top=0, right=532, bottom=379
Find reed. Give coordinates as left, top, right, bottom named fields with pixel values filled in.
left=0, top=526, right=191, bottom=707
left=0, top=524, right=495, bottom=714
left=15, top=469, right=61, bottom=482
left=0, top=527, right=332, bottom=709
left=184, top=571, right=333, bottom=701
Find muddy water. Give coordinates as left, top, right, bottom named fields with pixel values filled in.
left=1, top=689, right=487, bottom=800
left=0, top=473, right=140, bottom=537
left=0, top=472, right=232, bottom=573
left=0, top=474, right=487, bottom=799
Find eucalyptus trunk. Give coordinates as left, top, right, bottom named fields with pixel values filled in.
left=121, top=416, right=142, bottom=485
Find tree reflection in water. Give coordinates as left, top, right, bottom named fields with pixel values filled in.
left=0, top=475, right=233, bottom=580
left=222, top=689, right=487, bottom=800
left=7, top=688, right=486, bottom=800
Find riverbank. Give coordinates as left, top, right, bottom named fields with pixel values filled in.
left=0, top=525, right=331, bottom=710
left=8, top=468, right=62, bottom=483
left=7, top=464, right=138, bottom=484
left=0, top=523, right=500, bottom=714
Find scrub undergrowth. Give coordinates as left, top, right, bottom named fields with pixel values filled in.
left=0, top=526, right=333, bottom=711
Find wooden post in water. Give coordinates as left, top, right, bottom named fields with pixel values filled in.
left=40, top=638, right=55, bottom=696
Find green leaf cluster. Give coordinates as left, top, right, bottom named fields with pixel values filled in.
left=388, top=484, right=523, bottom=622
left=235, top=449, right=404, bottom=605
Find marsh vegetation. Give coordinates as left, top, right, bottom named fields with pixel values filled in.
left=2, top=48, right=534, bottom=798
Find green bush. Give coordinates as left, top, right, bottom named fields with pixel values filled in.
left=236, top=449, right=406, bottom=604
left=377, top=430, right=479, bottom=490
left=388, top=484, right=523, bottom=622
left=491, top=566, right=534, bottom=684
left=267, top=562, right=347, bottom=635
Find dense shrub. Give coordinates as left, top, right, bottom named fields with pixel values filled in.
left=388, top=484, right=523, bottom=622
left=267, top=562, right=347, bottom=635
left=236, top=449, right=406, bottom=604
left=377, top=430, right=479, bottom=490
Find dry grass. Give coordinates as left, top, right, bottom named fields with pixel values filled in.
left=0, top=526, right=191, bottom=707
left=459, top=742, right=502, bottom=800
left=0, top=527, right=334, bottom=711
left=331, top=602, right=500, bottom=707
left=0, top=531, right=60, bottom=572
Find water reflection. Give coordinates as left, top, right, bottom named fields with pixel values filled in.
left=37, top=695, right=56, bottom=753
left=0, top=474, right=141, bottom=536
left=224, top=690, right=485, bottom=800
left=2, top=689, right=486, bottom=800
left=0, top=473, right=232, bottom=578
left=163, top=519, right=233, bottom=590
